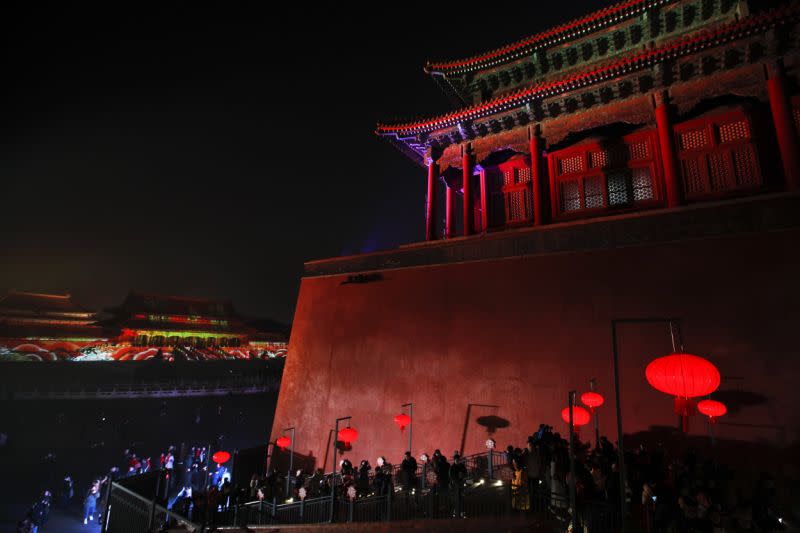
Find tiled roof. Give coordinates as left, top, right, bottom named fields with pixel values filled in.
left=0, top=290, right=94, bottom=317
left=425, top=0, right=670, bottom=75
left=379, top=4, right=796, bottom=137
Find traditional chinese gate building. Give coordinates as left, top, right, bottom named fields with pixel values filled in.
left=273, top=0, right=800, bottom=469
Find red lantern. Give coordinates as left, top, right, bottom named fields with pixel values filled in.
left=394, top=413, right=411, bottom=431
left=580, top=392, right=605, bottom=412
left=645, top=353, right=720, bottom=398
left=561, top=406, right=591, bottom=427
left=646, top=352, right=720, bottom=432
left=697, top=399, right=727, bottom=424
left=338, top=427, right=358, bottom=445
left=276, top=436, right=291, bottom=450
left=212, top=451, right=231, bottom=465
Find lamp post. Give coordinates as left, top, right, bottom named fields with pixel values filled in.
left=283, top=427, right=295, bottom=498
left=567, top=391, right=578, bottom=532
left=590, top=378, right=600, bottom=447
left=485, top=438, right=496, bottom=479
left=402, top=402, right=413, bottom=454
left=611, top=317, right=682, bottom=533
left=330, top=416, right=352, bottom=522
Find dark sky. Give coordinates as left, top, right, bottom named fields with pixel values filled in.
left=1, top=2, right=607, bottom=324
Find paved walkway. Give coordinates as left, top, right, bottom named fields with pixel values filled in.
left=0, top=505, right=101, bottom=533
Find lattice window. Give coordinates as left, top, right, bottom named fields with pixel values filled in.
left=681, top=157, right=706, bottom=195
left=732, top=146, right=759, bottom=187
left=493, top=158, right=535, bottom=227
left=709, top=152, right=734, bottom=191
left=607, top=170, right=631, bottom=206
left=549, top=130, right=660, bottom=218
left=505, top=189, right=531, bottom=222
left=675, top=110, right=761, bottom=198
left=559, top=154, right=584, bottom=175
left=632, top=168, right=654, bottom=201
left=589, top=151, right=609, bottom=169
left=680, top=129, right=709, bottom=150
left=560, top=180, right=581, bottom=212
left=629, top=140, right=650, bottom=160
left=718, top=120, right=749, bottom=143
left=584, top=176, right=605, bottom=209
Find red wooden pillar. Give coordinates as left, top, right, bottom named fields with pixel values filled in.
left=766, top=62, right=800, bottom=191
left=462, top=148, right=475, bottom=236
left=529, top=129, right=545, bottom=225
left=479, top=169, right=488, bottom=232
left=445, top=185, right=455, bottom=238
left=425, top=162, right=439, bottom=241
left=653, top=91, right=683, bottom=208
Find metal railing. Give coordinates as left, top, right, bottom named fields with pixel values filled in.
left=103, top=450, right=619, bottom=532
left=211, top=483, right=618, bottom=531
left=103, top=480, right=199, bottom=533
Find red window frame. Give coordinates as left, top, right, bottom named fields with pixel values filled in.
left=546, top=129, right=662, bottom=220
left=496, top=156, right=534, bottom=226
left=674, top=109, right=762, bottom=200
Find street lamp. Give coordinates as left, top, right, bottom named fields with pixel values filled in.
left=279, top=427, right=296, bottom=498
left=610, top=317, right=689, bottom=532
left=330, top=416, right=356, bottom=522
left=567, top=391, right=578, bottom=533
left=485, top=438, right=496, bottom=479
left=396, top=402, right=413, bottom=453
left=581, top=378, right=605, bottom=448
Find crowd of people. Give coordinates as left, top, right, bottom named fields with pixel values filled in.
left=232, top=424, right=789, bottom=532
left=16, top=440, right=224, bottom=532
left=17, top=425, right=791, bottom=532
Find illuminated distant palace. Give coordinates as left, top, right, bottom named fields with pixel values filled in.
left=0, top=290, right=287, bottom=362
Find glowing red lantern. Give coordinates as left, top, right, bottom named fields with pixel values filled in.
left=645, top=353, right=720, bottom=398
left=646, top=352, right=720, bottom=432
left=580, top=392, right=605, bottom=412
left=561, top=406, right=591, bottom=427
left=697, top=399, right=727, bottom=424
left=394, top=413, right=411, bottom=431
left=276, top=436, right=291, bottom=450
left=212, top=451, right=231, bottom=465
left=338, top=427, right=358, bottom=445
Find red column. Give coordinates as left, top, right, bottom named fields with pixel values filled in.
left=462, top=149, right=474, bottom=236
left=530, top=131, right=544, bottom=225
left=766, top=62, right=800, bottom=191
left=654, top=91, right=683, bottom=208
left=445, top=185, right=455, bottom=238
left=425, top=162, right=439, bottom=241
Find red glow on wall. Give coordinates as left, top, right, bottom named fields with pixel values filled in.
left=561, top=406, right=591, bottom=427
left=212, top=451, right=231, bottom=464
left=645, top=353, right=720, bottom=398
left=580, top=392, right=605, bottom=411
left=393, top=413, right=411, bottom=431
left=338, top=427, right=359, bottom=445
left=276, top=436, right=292, bottom=450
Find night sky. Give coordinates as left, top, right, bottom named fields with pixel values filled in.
left=1, top=2, right=608, bottom=324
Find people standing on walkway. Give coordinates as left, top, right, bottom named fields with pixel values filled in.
left=59, top=475, right=74, bottom=509
left=83, top=480, right=101, bottom=525
left=400, top=451, right=417, bottom=490
left=28, top=490, right=51, bottom=533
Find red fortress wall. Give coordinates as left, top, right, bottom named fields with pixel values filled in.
left=272, top=195, right=800, bottom=471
